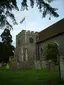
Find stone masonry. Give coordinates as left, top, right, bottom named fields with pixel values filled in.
left=15, top=30, right=38, bottom=64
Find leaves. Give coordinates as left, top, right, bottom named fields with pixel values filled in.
left=0, top=0, right=18, bottom=29
left=44, top=42, right=59, bottom=62
left=0, top=29, right=15, bottom=63
left=21, top=0, right=59, bottom=18
left=1, top=29, right=12, bottom=44
left=0, top=0, right=59, bottom=29
left=0, top=42, right=15, bottom=63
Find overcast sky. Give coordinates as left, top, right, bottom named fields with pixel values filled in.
left=0, top=0, right=64, bottom=47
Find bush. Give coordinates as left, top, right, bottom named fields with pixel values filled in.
left=44, top=42, right=59, bottom=63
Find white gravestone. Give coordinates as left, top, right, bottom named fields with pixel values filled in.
left=34, top=60, right=41, bottom=69
left=6, top=63, right=9, bottom=69
left=41, top=61, right=47, bottom=69
left=0, top=63, right=2, bottom=67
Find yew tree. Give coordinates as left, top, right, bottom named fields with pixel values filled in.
left=0, top=0, right=59, bottom=29
left=0, top=29, right=15, bottom=63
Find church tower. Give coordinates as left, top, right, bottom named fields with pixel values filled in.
left=15, top=30, right=38, bottom=64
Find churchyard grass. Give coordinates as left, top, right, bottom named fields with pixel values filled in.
left=0, top=66, right=64, bottom=85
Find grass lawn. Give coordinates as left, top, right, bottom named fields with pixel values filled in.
left=0, top=67, right=64, bottom=85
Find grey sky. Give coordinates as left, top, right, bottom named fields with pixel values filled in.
left=0, top=0, right=64, bottom=47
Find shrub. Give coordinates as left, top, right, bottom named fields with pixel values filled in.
left=44, top=42, right=59, bottom=63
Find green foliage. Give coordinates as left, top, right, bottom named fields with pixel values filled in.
left=0, top=29, right=15, bottom=63
left=0, top=0, right=59, bottom=29
left=44, top=42, right=58, bottom=62
left=0, top=0, right=18, bottom=29
left=1, top=29, right=12, bottom=44
left=21, top=0, right=59, bottom=17
left=0, top=42, right=15, bottom=63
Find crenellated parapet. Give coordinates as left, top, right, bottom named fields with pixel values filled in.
left=16, top=30, right=38, bottom=38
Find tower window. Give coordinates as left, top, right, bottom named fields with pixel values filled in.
left=29, top=37, right=34, bottom=43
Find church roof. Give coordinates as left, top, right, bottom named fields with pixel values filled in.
left=36, top=18, right=64, bottom=44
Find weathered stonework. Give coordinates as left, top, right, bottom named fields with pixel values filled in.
left=36, top=19, right=64, bottom=60
left=36, top=32, right=64, bottom=60
left=15, top=19, right=64, bottom=71
left=15, top=30, right=38, bottom=64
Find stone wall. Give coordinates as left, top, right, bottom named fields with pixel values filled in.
left=36, top=33, right=64, bottom=60
left=15, top=30, right=38, bottom=64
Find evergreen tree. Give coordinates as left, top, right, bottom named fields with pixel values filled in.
left=0, top=0, right=59, bottom=29
left=0, top=29, right=15, bottom=63
left=1, top=29, right=12, bottom=44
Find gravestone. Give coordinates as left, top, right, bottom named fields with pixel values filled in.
left=0, top=63, right=2, bottom=67
left=60, top=56, right=64, bottom=80
left=41, top=61, right=47, bottom=69
left=20, top=61, right=31, bottom=70
left=34, top=60, right=41, bottom=69
left=6, top=63, right=9, bottom=69
left=10, top=57, right=17, bottom=71
left=48, top=60, right=55, bottom=72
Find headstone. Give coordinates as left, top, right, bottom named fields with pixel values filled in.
left=10, top=57, right=17, bottom=71
left=6, top=63, right=9, bottom=69
left=34, top=60, right=41, bottom=69
left=41, top=61, right=47, bottom=69
left=60, top=56, right=64, bottom=80
left=17, top=62, right=19, bottom=66
left=25, top=61, right=31, bottom=70
left=20, top=61, right=31, bottom=70
left=48, top=60, right=55, bottom=72
left=4, top=63, right=6, bottom=65
left=0, top=63, right=2, bottom=67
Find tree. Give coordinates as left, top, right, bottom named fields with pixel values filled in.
left=44, top=42, right=59, bottom=72
left=1, top=29, right=12, bottom=44
left=0, top=0, right=59, bottom=29
left=0, top=29, right=15, bottom=63
left=44, top=42, right=58, bottom=63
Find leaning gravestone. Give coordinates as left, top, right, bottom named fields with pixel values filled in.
left=34, top=60, right=41, bottom=69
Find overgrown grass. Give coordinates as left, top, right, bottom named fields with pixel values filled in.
left=0, top=66, right=63, bottom=85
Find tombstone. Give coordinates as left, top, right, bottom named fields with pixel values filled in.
left=10, top=57, right=17, bottom=71
left=41, top=61, right=47, bottom=69
left=60, top=56, right=64, bottom=80
left=48, top=60, right=55, bottom=72
left=0, top=63, right=2, bottom=67
left=6, top=63, right=9, bottom=69
left=25, top=61, right=31, bottom=70
left=4, top=63, right=6, bottom=65
left=17, top=62, right=19, bottom=66
left=20, top=61, right=31, bottom=70
left=34, top=60, right=41, bottom=69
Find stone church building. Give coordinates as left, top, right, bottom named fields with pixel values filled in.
left=36, top=18, right=64, bottom=60
left=15, top=18, right=64, bottom=64
left=15, top=30, right=38, bottom=64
